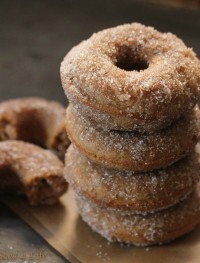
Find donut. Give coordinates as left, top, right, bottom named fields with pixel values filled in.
left=61, top=23, right=200, bottom=133
left=65, top=145, right=200, bottom=213
left=0, top=97, right=70, bottom=158
left=0, top=140, right=68, bottom=205
left=76, top=185, right=200, bottom=246
left=65, top=104, right=199, bottom=172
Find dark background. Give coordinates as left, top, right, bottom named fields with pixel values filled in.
left=0, top=0, right=200, bottom=106
left=0, top=1, right=200, bottom=262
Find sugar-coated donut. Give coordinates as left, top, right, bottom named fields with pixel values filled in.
left=0, top=140, right=68, bottom=205
left=0, top=97, right=70, bottom=158
left=65, top=145, right=200, bottom=213
left=65, top=105, right=199, bottom=172
left=76, top=185, right=200, bottom=246
left=61, top=23, right=200, bottom=132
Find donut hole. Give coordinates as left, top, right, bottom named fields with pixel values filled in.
left=115, top=46, right=148, bottom=72
left=16, top=111, right=47, bottom=147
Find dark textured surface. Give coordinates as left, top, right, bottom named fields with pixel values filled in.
left=0, top=0, right=200, bottom=105
left=0, top=1, right=200, bottom=262
left=0, top=202, right=67, bottom=262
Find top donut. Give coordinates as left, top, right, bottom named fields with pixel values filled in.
left=61, top=23, right=200, bottom=133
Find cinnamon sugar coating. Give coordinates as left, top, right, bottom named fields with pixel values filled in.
left=0, top=97, right=70, bottom=158
left=65, top=145, right=200, bottom=213
left=76, top=184, right=200, bottom=246
left=61, top=23, right=200, bottom=245
left=65, top=104, right=199, bottom=172
left=0, top=140, right=68, bottom=205
left=61, top=23, right=200, bottom=132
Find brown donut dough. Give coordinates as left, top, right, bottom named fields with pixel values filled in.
left=0, top=97, right=70, bottom=158
left=65, top=105, right=199, bottom=172
left=76, top=186, right=200, bottom=246
left=65, top=145, right=200, bottom=213
left=0, top=140, right=68, bottom=205
left=61, top=23, right=200, bottom=132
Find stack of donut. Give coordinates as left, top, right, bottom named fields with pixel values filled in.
left=61, top=23, right=200, bottom=246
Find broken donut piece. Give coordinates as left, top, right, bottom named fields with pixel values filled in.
left=0, top=97, right=70, bottom=158
left=0, top=140, right=68, bottom=205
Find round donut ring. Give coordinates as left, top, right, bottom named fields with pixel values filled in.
left=65, top=104, right=199, bottom=172
left=0, top=140, right=68, bottom=205
left=65, top=145, right=200, bottom=213
left=61, top=23, right=200, bottom=133
left=0, top=97, right=70, bottom=158
left=76, top=186, right=200, bottom=246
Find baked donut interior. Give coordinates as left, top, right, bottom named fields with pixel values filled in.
left=0, top=165, right=24, bottom=194
left=16, top=109, right=47, bottom=147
